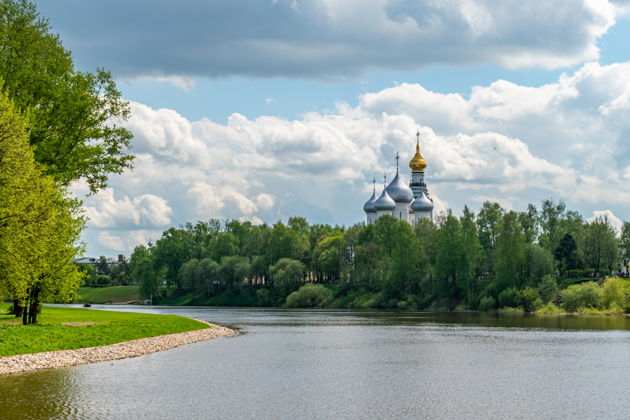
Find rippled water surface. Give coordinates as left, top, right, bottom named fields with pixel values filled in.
left=2, top=307, right=630, bottom=419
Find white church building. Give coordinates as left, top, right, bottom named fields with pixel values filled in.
left=363, top=131, right=433, bottom=225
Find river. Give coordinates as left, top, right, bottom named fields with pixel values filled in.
left=2, top=306, right=630, bottom=419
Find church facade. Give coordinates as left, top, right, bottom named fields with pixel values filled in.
left=363, top=131, right=433, bottom=225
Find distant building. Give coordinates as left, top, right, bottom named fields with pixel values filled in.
left=363, top=131, right=434, bottom=225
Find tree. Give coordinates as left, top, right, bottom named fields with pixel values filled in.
left=434, top=212, right=466, bottom=308
left=0, top=0, right=133, bottom=192
left=219, top=256, right=250, bottom=291
left=152, top=227, right=191, bottom=288
left=95, top=256, right=110, bottom=276
left=179, top=258, right=200, bottom=301
left=555, top=233, right=578, bottom=276
left=0, top=89, right=84, bottom=324
left=538, top=199, right=566, bottom=255
left=517, top=287, right=541, bottom=312
left=518, top=203, right=539, bottom=243
left=384, top=221, right=425, bottom=302
left=476, top=201, right=504, bottom=278
left=538, top=274, right=559, bottom=303
left=582, top=217, right=618, bottom=273
left=197, top=257, right=220, bottom=297
left=495, top=211, right=526, bottom=290
left=620, top=222, right=630, bottom=271
left=313, top=233, right=346, bottom=283
left=130, top=245, right=159, bottom=299
left=270, top=258, right=305, bottom=296
left=460, top=206, right=481, bottom=306
left=524, top=243, right=554, bottom=286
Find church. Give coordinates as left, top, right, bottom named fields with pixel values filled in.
left=363, top=131, right=433, bottom=225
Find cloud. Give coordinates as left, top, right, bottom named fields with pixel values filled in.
left=82, top=188, right=172, bottom=229
left=39, top=0, right=618, bottom=79
left=81, top=61, right=630, bottom=255
left=588, top=209, right=623, bottom=232
left=151, top=76, right=196, bottom=91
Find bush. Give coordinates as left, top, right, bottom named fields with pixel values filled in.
left=601, top=277, right=628, bottom=310
left=560, top=282, right=602, bottom=313
left=478, top=296, right=496, bottom=311
left=96, top=274, right=113, bottom=287
left=498, top=287, right=518, bottom=308
left=537, top=302, right=561, bottom=313
left=538, top=275, right=559, bottom=303
left=517, top=287, right=541, bottom=313
left=285, top=284, right=333, bottom=308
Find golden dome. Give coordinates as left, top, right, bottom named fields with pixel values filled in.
left=409, top=131, right=427, bottom=172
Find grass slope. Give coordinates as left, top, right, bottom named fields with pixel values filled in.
left=0, top=306, right=208, bottom=357
left=75, top=286, right=141, bottom=303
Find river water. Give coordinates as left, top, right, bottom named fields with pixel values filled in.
left=2, top=306, right=630, bottom=419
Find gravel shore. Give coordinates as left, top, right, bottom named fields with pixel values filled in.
left=0, top=321, right=235, bottom=376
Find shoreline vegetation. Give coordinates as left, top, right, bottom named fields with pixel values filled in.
left=91, top=202, right=630, bottom=317
left=0, top=307, right=235, bottom=374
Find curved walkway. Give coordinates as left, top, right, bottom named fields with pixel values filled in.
left=0, top=321, right=235, bottom=376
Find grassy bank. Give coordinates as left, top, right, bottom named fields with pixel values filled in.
left=0, top=306, right=208, bottom=357
left=75, top=286, right=142, bottom=304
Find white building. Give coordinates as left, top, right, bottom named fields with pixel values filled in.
left=363, top=131, right=433, bottom=225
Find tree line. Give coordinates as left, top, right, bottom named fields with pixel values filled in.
left=127, top=201, right=630, bottom=311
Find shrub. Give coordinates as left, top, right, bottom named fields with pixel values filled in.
left=478, top=296, right=496, bottom=311
left=537, top=302, right=561, bottom=313
left=96, top=274, right=113, bottom=287
left=538, top=275, right=559, bottom=303
left=517, top=287, right=541, bottom=313
left=560, top=282, right=602, bottom=313
left=601, top=277, right=628, bottom=310
left=498, top=287, right=518, bottom=308
left=285, top=284, right=333, bottom=308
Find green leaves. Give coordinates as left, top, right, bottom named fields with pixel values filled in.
left=0, top=89, right=84, bottom=322
left=0, top=1, right=133, bottom=192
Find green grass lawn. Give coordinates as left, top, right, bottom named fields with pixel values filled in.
left=0, top=306, right=208, bottom=357
left=75, top=286, right=142, bottom=304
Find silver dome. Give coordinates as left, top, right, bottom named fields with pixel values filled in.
left=373, top=189, right=396, bottom=211
left=363, top=191, right=377, bottom=213
left=411, top=191, right=434, bottom=212
left=385, top=172, right=413, bottom=203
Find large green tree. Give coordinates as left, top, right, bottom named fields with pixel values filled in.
left=0, top=0, right=132, bottom=192
left=0, top=89, right=84, bottom=324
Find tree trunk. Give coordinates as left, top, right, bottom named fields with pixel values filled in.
left=13, top=300, right=24, bottom=318
left=22, top=302, right=28, bottom=325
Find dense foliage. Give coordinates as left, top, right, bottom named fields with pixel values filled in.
left=0, top=89, right=84, bottom=324
left=128, top=202, right=630, bottom=312
left=0, top=0, right=131, bottom=323
left=0, top=0, right=132, bottom=192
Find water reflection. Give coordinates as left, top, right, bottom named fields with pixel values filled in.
left=2, top=308, right=630, bottom=420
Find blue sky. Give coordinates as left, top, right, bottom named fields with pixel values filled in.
left=33, top=0, right=630, bottom=256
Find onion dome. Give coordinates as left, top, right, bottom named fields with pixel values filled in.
left=409, top=132, right=427, bottom=172
left=363, top=191, right=377, bottom=213
left=411, top=191, right=434, bottom=212
left=373, top=189, right=396, bottom=211
left=385, top=172, right=413, bottom=203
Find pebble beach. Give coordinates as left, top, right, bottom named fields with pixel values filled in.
left=0, top=321, right=235, bottom=376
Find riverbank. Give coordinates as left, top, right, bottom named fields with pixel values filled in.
left=0, top=320, right=235, bottom=375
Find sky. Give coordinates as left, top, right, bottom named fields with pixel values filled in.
left=33, top=0, right=630, bottom=257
